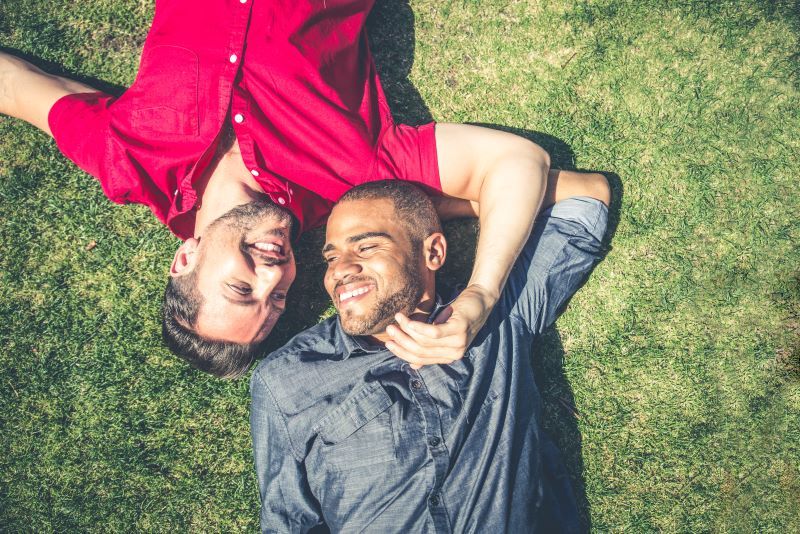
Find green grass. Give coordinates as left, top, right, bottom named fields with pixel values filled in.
left=2, top=0, right=799, bottom=531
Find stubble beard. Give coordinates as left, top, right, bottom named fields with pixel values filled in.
left=339, top=255, right=425, bottom=337
left=207, top=197, right=294, bottom=235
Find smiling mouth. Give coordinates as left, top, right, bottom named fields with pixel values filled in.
left=252, top=241, right=283, bottom=255
left=336, top=281, right=376, bottom=305
left=246, top=239, right=291, bottom=266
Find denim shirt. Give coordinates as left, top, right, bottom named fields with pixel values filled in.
left=250, top=197, right=608, bottom=533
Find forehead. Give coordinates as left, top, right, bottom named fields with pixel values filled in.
left=326, top=198, right=403, bottom=241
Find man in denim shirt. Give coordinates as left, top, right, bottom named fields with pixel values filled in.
left=251, top=173, right=610, bottom=532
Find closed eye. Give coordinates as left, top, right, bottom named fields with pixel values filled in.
left=228, top=283, right=252, bottom=295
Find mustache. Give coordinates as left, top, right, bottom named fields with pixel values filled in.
left=249, top=250, right=291, bottom=266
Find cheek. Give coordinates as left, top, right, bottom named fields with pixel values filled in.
left=323, top=271, right=335, bottom=297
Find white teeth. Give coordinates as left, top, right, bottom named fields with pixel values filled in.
left=340, top=286, right=371, bottom=302
left=253, top=242, right=282, bottom=254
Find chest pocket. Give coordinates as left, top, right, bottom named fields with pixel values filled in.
left=126, top=45, right=199, bottom=136
left=312, top=382, right=396, bottom=471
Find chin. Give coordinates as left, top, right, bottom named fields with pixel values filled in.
left=340, top=311, right=392, bottom=337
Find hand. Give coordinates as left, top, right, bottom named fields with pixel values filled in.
left=385, top=284, right=498, bottom=368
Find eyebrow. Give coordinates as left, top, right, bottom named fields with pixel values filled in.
left=322, top=232, right=393, bottom=253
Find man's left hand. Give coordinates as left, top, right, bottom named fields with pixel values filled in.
left=385, top=284, right=497, bottom=368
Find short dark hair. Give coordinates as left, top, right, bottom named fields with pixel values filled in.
left=337, top=180, right=442, bottom=245
left=162, top=271, right=261, bottom=379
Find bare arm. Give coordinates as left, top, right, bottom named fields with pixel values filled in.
left=435, top=122, right=550, bottom=303
left=385, top=123, right=549, bottom=364
left=0, top=52, right=97, bottom=136
left=433, top=167, right=611, bottom=220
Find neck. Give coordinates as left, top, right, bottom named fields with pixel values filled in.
left=192, top=140, right=266, bottom=237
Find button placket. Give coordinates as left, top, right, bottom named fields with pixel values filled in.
left=406, top=370, right=451, bottom=531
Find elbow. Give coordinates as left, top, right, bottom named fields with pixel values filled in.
left=585, top=172, right=612, bottom=207
left=518, top=138, right=550, bottom=175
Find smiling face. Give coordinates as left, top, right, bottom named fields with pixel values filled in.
left=171, top=200, right=297, bottom=344
left=323, top=198, right=426, bottom=337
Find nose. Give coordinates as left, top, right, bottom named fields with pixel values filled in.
left=252, top=263, right=284, bottom=300
left=331, top=253, right=362, bottom=282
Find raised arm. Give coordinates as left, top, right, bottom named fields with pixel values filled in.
left=0, top=51, right=96, bottom=136
left=385, top=123, right=549, bottom=364
left=386, top=124, right=611, bottom=366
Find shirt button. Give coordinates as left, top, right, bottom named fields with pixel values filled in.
left=276, top=196, right=286, bottom=205
left=429, top=494, right=440, bottom=507
left=240, top=0, right=247, bottom=3
left=250, top=169, right=260, bottom=177
left=411, top=379, right=422, bottom=390
left=428, top=436, right=441, bottom=447
left=229, top=54, right=238, bottom=63
left=234, top=113, right=244, bottom=123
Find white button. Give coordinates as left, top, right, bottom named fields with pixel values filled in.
left=250, top=169, right=260, bottom=177
left=276, top=196, right=286, bottom=205
left=229, top=54, right=238, bottom=63
left=234, top=113, right=244, bottom=123
left=240, top=0, right=247, bottom=3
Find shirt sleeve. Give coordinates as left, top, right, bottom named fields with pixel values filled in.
left=48, top=92, right=159, bottom=206
left=499, top=196, right=608, bottom=336
left=371, top=122, right=442, bottom=195
left=250, top=368, right=325, bottom=533
left=48, top=92, right=116, bottom=182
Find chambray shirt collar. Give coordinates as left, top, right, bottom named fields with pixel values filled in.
left=334, top=289, right=459, bottom=361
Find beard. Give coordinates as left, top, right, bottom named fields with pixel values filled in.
left=339, top=254, right=425, bottom=337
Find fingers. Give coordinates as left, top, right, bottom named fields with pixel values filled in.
left=385, top=323, right=462, bottom=358
left=394, top=312, right=462, bottom=341
left=392, top=313, right=467, bottom=350
left=384, top=339, right=462, bottom=367
left=385, top=311, right=471, bottom=367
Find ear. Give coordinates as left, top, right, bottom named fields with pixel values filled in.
left=423, top=232, right=447, bottom=272
left=170, top=238, right=200, bottom=277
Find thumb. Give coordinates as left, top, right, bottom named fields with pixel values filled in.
left=433, top=305, right=453, bottom=325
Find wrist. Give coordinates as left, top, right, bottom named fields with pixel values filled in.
left=464, top=282, right=500, bottom=307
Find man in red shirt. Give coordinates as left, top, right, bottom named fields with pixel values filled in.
left=0, top=0, right=602, bottom=377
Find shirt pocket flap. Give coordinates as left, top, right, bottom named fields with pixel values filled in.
left=314, top=382, right=393, bottom=444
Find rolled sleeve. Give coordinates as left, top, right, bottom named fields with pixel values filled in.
left=371, top=122, right=442, bottom=195
left=48, top=91, right=116, bottom=180
left=501, top=196, right=608, bottom=335
left=250, top=368, right=324, bottom=533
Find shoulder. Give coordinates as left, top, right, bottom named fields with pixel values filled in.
left=251, top=317, right=340, bottom=392
left=250, top=318, right=354, bottom=440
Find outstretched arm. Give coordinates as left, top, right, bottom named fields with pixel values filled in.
left=0, top=51, right=96, bottom=136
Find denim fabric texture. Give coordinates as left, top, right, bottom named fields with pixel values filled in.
left=250, top=197, right=608, bottom=533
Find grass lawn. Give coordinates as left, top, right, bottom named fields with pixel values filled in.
left=1, top=0, right=799, bottom=531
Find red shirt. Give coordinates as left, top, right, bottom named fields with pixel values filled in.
left=48, top=0, right=440, bottom=239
